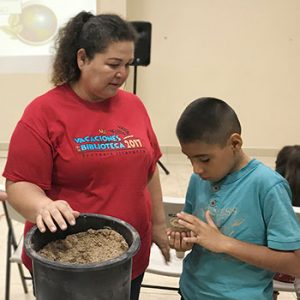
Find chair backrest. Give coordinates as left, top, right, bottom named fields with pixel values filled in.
left=1, top=184, right=32, bottom=300
left=5, top=201, right=26, bottom=224
left=0, top=183, right=26, bottom=224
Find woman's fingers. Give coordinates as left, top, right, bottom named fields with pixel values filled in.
left=37, top=200, right=79, bottom=232
left=56, top=201, right=77, bottom=227
left=159, top=244, right=171, bottom=263
left=36, top=214, right=47, bottom=232
left=38, top=208, right=59, bottom=232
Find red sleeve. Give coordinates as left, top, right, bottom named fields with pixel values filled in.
left=3, top=120, right=53, bottom=190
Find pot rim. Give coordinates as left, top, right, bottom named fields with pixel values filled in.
left=24, top=213, right=141, bottom=271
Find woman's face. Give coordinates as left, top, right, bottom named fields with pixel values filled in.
left=75, top=41, right=134, bottom=102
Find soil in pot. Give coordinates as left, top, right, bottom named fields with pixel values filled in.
left=38, top=227, right=129, bottom=264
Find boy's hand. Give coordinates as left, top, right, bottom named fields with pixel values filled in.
left=177, top=210, right=227, bottom=253
left=168, top=229, right=193, bottom=252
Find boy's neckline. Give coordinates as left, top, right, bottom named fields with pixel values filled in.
left=214, top=158, right=258, bottom=185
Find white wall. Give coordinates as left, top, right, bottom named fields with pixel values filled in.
left=126, top=0, right=300, bottom=150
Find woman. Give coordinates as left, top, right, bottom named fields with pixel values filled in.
left=3, top=11, right=170, bottom=299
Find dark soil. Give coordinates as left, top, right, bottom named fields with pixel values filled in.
left=38, top=228, right=128, bottom=264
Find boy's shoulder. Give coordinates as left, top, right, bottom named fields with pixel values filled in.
left=250, top=159, right=284, bottom=183
left=238, top=159, right=290, bottom=199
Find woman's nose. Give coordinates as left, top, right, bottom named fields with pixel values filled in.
left=116, top=66, right=128, bottom=78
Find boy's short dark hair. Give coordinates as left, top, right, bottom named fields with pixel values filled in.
left=176, top=97, right=241, bottom=146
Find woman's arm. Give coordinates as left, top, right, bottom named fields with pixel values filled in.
left=6, top=180, right=79, bottom=232
left=148, top=166, right=170, bottom=262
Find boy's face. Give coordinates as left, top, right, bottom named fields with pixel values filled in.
left=180, top=135, right=243, bottom=182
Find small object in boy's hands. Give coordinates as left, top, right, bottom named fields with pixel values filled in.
left=176, top=250, right=185, bottom=259
left=169, top=217, right=189, bottom=232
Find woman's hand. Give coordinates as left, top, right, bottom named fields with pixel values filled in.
left=36, top=200, right=80, bottom=233
left=6, top=180, right=80, bottom=233
left=152, top=222, right=170, bottom=263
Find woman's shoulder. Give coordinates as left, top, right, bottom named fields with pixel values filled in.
left=117, top=89, right=141, bottom=102
left=28, top=85, right=68, bottom=107
left=116, top=89, right=148, bottom=112
left=21, top=85, right=70, bottom=124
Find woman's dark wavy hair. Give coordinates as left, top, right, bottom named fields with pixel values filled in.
left=51, top=11, right=138, bottom=86
left=275, top=145, right=300, bottom=207
left=176, top=97, right=241, bottom=147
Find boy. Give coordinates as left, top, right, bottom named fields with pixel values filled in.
left=169, top=97, right=300, bottom=300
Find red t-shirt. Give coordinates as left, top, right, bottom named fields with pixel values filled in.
left=3, top=84, right=161, bottom=279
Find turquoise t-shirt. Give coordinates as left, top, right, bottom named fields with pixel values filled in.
left=180, top=159, right=300, bottom=300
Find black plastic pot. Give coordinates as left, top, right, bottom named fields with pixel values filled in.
left=25, top=213, right=140, bottom=300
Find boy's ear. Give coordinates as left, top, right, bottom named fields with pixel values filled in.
left=229, top=133, right=243, bottom=150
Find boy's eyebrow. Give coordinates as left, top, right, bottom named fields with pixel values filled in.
left=182, top=152, right=210, bottom=158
